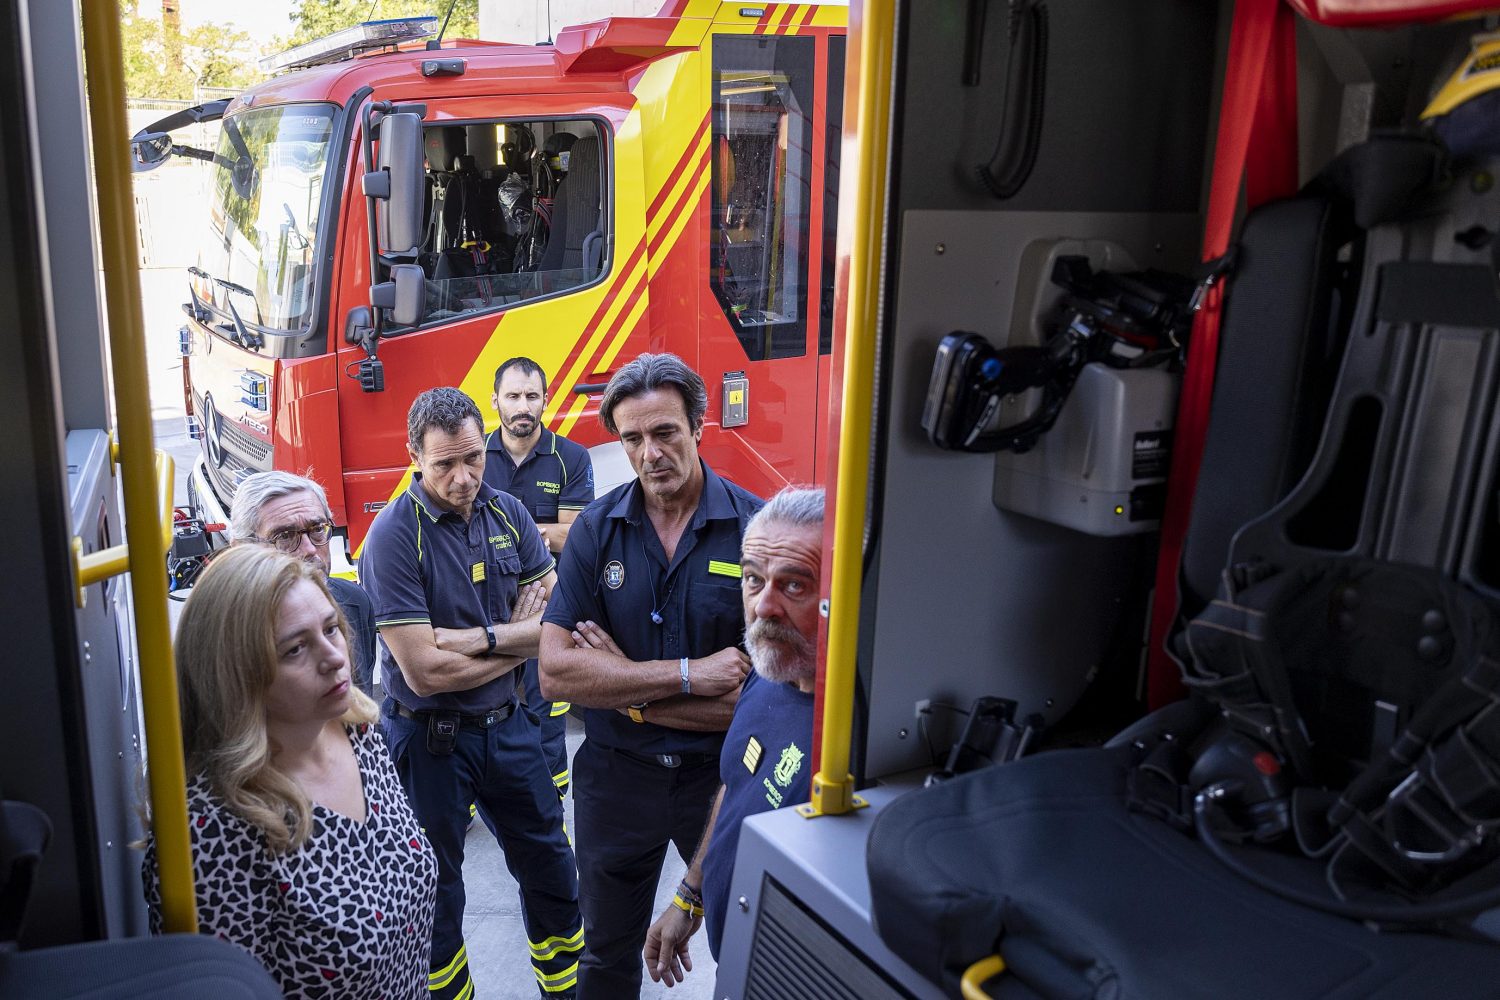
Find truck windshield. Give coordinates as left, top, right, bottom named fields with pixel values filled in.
left=195, top=103, right=337, bottom=335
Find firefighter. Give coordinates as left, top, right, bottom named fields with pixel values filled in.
left=484, top=356, right=595, bottom=800
left=539, top=353, right=763, bottom=1000
left=361, top=387, right=584, bottom=1000
left=642, top=487, right=824, bottom=984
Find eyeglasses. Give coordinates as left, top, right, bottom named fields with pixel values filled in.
left=257, top=521, right=333, bottom=553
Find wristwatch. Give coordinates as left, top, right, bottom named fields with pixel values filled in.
left=485, top=625, right=497, bottom=654
left=628, top=703, right=648, bottom=724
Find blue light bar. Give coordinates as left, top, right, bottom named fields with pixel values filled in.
left=259, top=17, right=440, bottom=74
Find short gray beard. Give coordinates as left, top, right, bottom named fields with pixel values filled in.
left=745, top=618, right=815, bottom=686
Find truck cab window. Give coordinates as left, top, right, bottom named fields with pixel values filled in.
left=711, top=35, right=816, bottom=361
left=409, top=118, right=609, bottom=328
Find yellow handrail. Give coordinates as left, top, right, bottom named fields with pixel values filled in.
left=74, top=450, right=176, bottom=606
left=960, top=954, right=1007, bottom=1000
left=78, top=1, right=197, bottom=934
left=800, top=0, right=896, bottom=818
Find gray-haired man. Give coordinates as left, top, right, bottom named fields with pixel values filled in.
left=231, top=470, right=377, bottom=697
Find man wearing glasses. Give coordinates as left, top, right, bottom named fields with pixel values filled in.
left=230, top=470, right=378, bottom=697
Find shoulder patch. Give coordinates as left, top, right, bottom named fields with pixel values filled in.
left=743, top=736, right=763, bottom=774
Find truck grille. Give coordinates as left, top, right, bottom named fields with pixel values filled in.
left=192, top=390, right=272, bottom=509
left=743, top=876, right=917, bottom=1000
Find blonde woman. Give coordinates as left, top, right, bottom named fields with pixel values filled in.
left=144, top=546, right=437, bottom=999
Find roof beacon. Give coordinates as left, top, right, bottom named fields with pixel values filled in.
left=259, top=17, right=440, bottom=74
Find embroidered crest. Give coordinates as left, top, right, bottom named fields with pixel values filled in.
left=773, top=742, right=805, bottom=787
left=743, top=736, right=763, bottom=774
left=604, top=560, right=626, bottom=590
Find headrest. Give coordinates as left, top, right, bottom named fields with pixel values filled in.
left=424, top=127, right=467, bottom=174
left=543, top=132, right=578, bottom=156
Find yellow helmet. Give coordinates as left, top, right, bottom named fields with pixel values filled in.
left=1422, top=29, right=1500, bottom=157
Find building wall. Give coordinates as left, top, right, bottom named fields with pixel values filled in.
left=477, top=0, right=664, bottom=45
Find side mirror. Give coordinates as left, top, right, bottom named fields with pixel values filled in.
left=374, top=112, right=424, bottom=256
left=131, top=131, right=173, bottom=172
left=370, top=263, right=425, bottom=328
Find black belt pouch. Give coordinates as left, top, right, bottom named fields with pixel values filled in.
left=426, top=710, right=460, bottom=756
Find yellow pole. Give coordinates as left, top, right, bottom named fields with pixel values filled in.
left=78, top=1, right=197, bottom=933
left=801, top=0, right=897, bottom=818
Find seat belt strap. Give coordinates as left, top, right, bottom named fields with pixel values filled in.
left=1147, top=0, right=1300, bottom=708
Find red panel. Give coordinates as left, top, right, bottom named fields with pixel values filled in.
left=274, top=354, right=346, bottom=523
left=1287, top=0, right=1498, bottom=26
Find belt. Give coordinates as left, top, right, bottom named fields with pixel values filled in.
left=389, top=700, right=516, bottom=728
left=610, top=746, right=717, bottom=769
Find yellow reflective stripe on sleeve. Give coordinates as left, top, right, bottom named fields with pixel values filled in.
left=551, top=768, right=570, bottom=788
left=528, top=925, right=585, bottom=960
left=429, top=944, right=469, bottom=990
left=520, top=558, right=556, bottom=586
left=708, top=559, right=742, bottom=578
left=549, top=701, right=572, bottom=716
left=376, top=616, right=432, bottom=628
left=534, top=962, right=580, bottom=992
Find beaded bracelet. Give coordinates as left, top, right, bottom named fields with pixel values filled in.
left=672, top=879, right=704, bottom=918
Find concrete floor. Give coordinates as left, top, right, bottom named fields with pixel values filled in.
left=138, top=159, right=719, bottom=1000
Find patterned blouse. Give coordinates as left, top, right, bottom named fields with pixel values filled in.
left=145, top=724, right=438, bottom=999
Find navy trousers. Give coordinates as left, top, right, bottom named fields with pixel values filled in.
left=571, top=739, right=720, bottom=1000
left=518, top=659, right=571, bottom=799
left=383, top=699, right=584, bottom=999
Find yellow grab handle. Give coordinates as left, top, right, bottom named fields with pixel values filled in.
left=960, top=954, right=1007, bottom=1000
left=73, top=450, right=175, bottom=605
left=80, top=0, right=197, bottom=935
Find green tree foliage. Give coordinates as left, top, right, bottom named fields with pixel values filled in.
left=120, top=1, right=264, bottom=100
left=280, top=0, right=479, bottom=47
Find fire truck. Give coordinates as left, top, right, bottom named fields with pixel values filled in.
left=132, top=0, right=848, bottom=563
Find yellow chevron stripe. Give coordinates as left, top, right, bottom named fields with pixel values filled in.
left=451, top=980, right=474, bottom=1000
left=544, top=250, right=650, bottom=425
left=646, top=171, right=709, bottom=282
left=594, top=274, right=653, bottom=374
left=556, top=391, right=592, bottom=440
left=645, top=128, right=709, bottom=248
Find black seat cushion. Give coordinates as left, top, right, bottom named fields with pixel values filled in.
left=867, top=746, right=1500, bottom=999
left=0, top=933, right=282, bottom=999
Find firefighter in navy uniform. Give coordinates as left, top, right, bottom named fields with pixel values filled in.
left=483, top=356, right=594, bottom=800
left=538, top=353, right=764, bottom=1000
left=361, top=387, right=584, bottom=1000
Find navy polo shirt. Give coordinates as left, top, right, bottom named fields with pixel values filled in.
left=360, top=475, right=554, bottom=714
left=702, top=668, right=814, bottom=958
left=543, top=461, right=764, bottom=755
left=482, top=427, right=594, bottom=524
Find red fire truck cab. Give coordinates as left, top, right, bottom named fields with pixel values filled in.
left=133, top=1, right=847, bottom=565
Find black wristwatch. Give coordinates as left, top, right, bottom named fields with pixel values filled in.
left=485, top=625, right=497, bottom=654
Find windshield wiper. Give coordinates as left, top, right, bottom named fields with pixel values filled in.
left=283, top=203, right=311, bottom=251
left=212, top=277, right=265, bottom=350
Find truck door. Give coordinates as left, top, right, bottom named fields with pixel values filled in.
left=333, top=96, right=640, bottom=542
left=698, top=27, right=845, bottom=491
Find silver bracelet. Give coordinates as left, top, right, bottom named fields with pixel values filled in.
left=680, top=656, right=691, bottom=695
